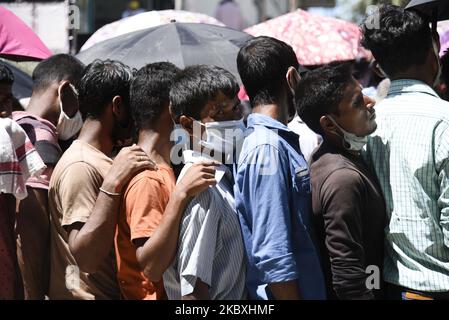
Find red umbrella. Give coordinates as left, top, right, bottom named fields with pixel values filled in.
left=245, top=9, right=371, bottom=66
left=0, top=6, right=52, bottom=60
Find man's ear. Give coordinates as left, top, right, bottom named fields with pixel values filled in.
left=111, top=95, right=123, bottom=118
left=169, top=102, right=176, bottom=123
left=319, top=115, right=337, bottom=134
left=372, top=61, right=387, bottom=79
left=179, top=115, right=193, bottom=136
left=58, top=80, right=79, bottom=117
left=286, top=67, right=301, bottom=94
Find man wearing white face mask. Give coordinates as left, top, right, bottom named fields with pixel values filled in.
left=11, top=54, right=85, bottom=300
left=296, top=63, right=386, bottom=300
left=362, top=5, right=449, bottom=299
left=163, top=65, right=247, bottom=300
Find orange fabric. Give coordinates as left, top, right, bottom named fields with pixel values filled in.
left=115, top=165, right=175, bottom=300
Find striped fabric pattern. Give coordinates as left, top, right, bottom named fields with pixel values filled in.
left=0, top=117, right=45, bottom=200
left=163, top=151, right=246, bottom=300
left=12, top=111, right=61, bottom=190
left=364, top=79, right=449, bottom=292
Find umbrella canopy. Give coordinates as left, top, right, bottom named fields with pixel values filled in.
left=76, top=22, right=252, bottom=83
left=80, top=10, right=225, bottom=52
left=406, top=0, right=449, bottom=22
left=244, top=9, right=371, bottom=66
left=438, top=20, right=449, bottom=56
left=0, top=6, right=52, bottom=60
left=2, top=61, right=33, bottom=100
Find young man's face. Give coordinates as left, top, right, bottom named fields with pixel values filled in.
left=331, top=79, right=377, bottom=137
left=0, top=84, right=13, bottom=118
left=199, top=91, right=242, bottom=124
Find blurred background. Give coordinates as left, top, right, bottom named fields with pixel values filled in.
left=0, top=0, right=410, bottom=55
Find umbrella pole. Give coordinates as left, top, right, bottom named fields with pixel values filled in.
left=175, top=0, right=183, bottom=11
left=289, top=0, right=297, bottom=12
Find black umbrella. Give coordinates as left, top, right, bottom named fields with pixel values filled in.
left=406, top=0, right=449, bottom=23
left=76, top=22, right=253, bottom=83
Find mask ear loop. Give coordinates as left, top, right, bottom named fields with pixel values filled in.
left=326, top=115, right=353, bottom=150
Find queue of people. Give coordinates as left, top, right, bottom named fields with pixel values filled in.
left=1, top=4, right=449, bottom=300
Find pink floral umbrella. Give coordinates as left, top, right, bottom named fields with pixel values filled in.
left=0, top=6, right=52, bottom=60
left=80, top=10, right=224, bottom=52
left=438, top=21, right=449, bottom=56
left=245, top=9, right=371, bottom=66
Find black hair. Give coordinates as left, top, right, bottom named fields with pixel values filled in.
left=0, top=63, right=14, bottom=85
left=295, top=63, right=354, bottom=136
left=237, top=36, right=299, bottom=107
left=361, top=4, right=433, bottom=77
left=32, top=54, right=85, bottom=92
left=130, top=62, right=180, bottom=130
left=169, top=65, right=239, bottom=122
left=79, top=59, right=133, bottom=119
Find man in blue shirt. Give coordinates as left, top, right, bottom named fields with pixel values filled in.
left=234, top=36, right=326, bottom=300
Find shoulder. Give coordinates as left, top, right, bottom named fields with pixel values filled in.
left=12, top=111, right=56, bottom=139
left=125, top=169, right=170, bottom=195
left=318, top=167, right=365, bottom=200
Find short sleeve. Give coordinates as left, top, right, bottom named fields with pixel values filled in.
left=124, top=176, right=168, bottom=241
left=177, top=190, right=220, bottom=297
left=60, top=162, right=102, bottom=227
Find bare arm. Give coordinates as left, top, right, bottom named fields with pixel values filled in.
left=135, top=162, right=218, bottom=282
left=268, top=280, right=301, bottom=300
left=182, top=279, right=210, bottom=300
left=67, top=145, right=154, bottom=274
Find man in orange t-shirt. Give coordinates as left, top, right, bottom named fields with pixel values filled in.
left=115, top=62, right=218, bottom=299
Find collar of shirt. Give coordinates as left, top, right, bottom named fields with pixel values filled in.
left=182, top=149, right=231, bottom=184
left=248, top=113, right=303, bottom=153
left=387, top=79, right=439, bottom=99
left=247, top=113, right=299, bottom=141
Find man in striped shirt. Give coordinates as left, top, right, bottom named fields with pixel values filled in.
left=163, top=65, right=246, bottom=300
left=362, top=5, right=449, bottom=299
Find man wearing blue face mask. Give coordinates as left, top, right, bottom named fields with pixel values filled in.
left=296, top=63, right=385, bottom=300
left=362, top=5, right=449, bottom=299
left=163, top=65, right=247, bottom=300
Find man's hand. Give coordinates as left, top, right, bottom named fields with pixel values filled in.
left=175, top=161, right=219, bottom=199
left=102, top=144, right=156, bottom=193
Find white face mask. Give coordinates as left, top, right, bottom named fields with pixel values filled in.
left=57, top=84, right=83, bottom=141
left=327, top=116, right=368, bottom=152
left=195, top=118, right=246, bottom=162
left=172, top=123, right=190, bottom=146
left=432, top=38, right=442, bottom=88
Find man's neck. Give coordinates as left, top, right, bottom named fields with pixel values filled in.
left=138, top=130, right=172, bottom=167
left=390, top=70, right=434, bottom=87
left=77, top=118, right=114, bottom=157
left=325, top=135, right=360, bottom=158
left=26, top=92, right=59, bottom=126
left=252, top=103, right=288, bottom=125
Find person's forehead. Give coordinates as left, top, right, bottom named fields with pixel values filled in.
left=342, top=78, right=361, bottom=99
left=200, top=91, right=238, bottom=113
